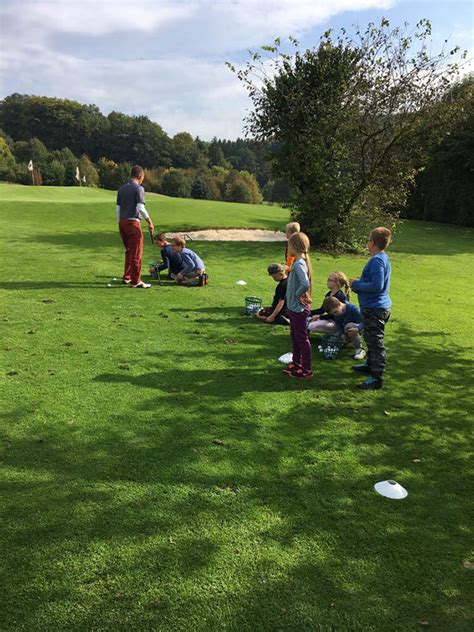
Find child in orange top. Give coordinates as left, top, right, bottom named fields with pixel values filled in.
left=284, top=222, right=300, bottom=270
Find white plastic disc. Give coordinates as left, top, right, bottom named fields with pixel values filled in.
left=235, top=280, right=247, bottom=286
left=374, top=480, right=408, bottom=499
left=278, top=352, right=293, bottom=364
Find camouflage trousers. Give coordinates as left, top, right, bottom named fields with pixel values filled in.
left=361, top=308, right=391, bottom=378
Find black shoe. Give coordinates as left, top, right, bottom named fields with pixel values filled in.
left=358, top=376, right=383, bottom=390
left=352, top=363, right=371, bottom=374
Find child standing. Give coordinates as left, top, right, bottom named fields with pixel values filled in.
left=323, top=296, right=366, bottom=360
left=350, top=227, right=392, bottom=390
left=284, top=222, right=300, bottom=270
left=284, top=232, right=313, bottom=379
left=308, top=271, right=350, bottom=335
left=256, top=263, right=290, bottom=326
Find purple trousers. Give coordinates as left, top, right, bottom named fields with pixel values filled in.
left=289, top=307, right=312, bottom=372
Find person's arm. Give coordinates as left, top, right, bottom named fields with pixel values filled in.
left=136, top=186, right=154, bottom=232
left=116, top=191, right=121, bottom=221
left=266, top=299, right=285, bottom=323
left=334, top=317, right=344, bottom=336
left=351, top=259, right=385, bottom=293
left=137, top=203, right=154, bottom=233
left=293, top=264, right=310, bottom=301
left=157, top=247, right=169, bottom=272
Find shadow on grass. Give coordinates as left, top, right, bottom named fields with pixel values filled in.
left=1, top=321, right=472, bottom=630
left=0, top=281, right=117, bottom=290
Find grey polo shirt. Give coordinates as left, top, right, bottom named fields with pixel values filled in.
left=116, top=180, right=148, bottom=221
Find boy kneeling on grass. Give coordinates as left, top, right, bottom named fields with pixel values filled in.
left=256, top=263, right=290, bottom=326
left=323, top=296, right=366, bottom=360
left=152, top=233, right=184, bottom=279
left=171, top=236, right=208, bottom=286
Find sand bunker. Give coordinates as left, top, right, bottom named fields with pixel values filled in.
left=165, top=229, right=286, bottom=242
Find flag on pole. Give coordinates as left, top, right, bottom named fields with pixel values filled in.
left=28, top=160, right=34, bottom=172
left=75, top=166, right=80, bottom=181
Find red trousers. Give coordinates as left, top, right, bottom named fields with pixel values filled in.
left=119, top=219, right=143, bottom=285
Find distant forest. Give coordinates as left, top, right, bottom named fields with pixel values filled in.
left=0, top=90, right=472, bottom=225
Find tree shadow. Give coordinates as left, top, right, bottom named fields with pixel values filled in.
left=1, top=318, right=472, bottom=630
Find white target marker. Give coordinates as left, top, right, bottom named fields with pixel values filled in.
left=374, top=480, right=408, bottom=499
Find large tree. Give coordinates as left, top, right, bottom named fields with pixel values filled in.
left=229, top=20, right=467, bottom=248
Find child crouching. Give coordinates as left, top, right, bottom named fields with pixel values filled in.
left=323, top=296, right=366, bottom=360
left=171, top=237, right=208, bottom=286
left=256, top=263, right=290, bottom=326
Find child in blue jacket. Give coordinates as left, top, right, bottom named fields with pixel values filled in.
left=350, top=227, right=392, bottom=390
left=323, top=296, right=366, bottom=360
left=171, top=236, right=208, bottom=286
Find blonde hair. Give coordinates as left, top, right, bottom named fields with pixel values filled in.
left=288, top=232, right=312, bottom=294
left=285, top=221, right=300, bottom=236
left=329, top=271, right=351, bottom=301
left=171, top=236, right=186, bottom=248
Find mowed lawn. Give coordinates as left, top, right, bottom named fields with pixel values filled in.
left=1, top=184, right=473, bottom=631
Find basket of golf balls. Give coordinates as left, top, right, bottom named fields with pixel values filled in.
left=245, top=296, right=262, bottom=316
left=317, top=334, right=344, bottom=360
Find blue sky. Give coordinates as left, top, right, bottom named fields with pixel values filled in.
left=0, top=0, right=472, bottom=140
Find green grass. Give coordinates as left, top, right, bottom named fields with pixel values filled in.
left=1, top=184, right=473, bottom=631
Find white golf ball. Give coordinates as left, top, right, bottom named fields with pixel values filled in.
left=113, top=277, right=117, bottom=281
left=107, top=283, right=112, bottom=287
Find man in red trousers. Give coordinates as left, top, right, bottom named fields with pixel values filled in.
left=117, top=165, right=155, bottom=288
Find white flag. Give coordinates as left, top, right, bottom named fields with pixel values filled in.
left=82, top=175, right=86, bottom=183
left=27, top=160, right=34, bottom=172
left=75, top=166, right=80, bottom=181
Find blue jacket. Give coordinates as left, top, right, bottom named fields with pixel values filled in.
left=333, top=301, right=363, bottom=336
left=286, top=258, right=310, bottom=313
left=352, top=252, right=391, bottom=309
left=158, top=245, right=183, bottom=275
left=180, top=248, right=205, bottom=275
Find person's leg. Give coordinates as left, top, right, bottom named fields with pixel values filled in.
left=274, top=313, right=290, bottom=326
left=180, top=269, right=204, bottom=286
left=362, top=308, right=390, bottom=378
left=119, top=221, right=132, bottom=283
left=345, top=323, right=362, bottom=349
left=308, top=319, right=337, bottom=334
left=293, top=309, right=312, bottom=372
left=125, top=221, right=143, bottom=285
left=288, top=311, right=301, bottom=367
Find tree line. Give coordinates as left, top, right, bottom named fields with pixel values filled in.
left=0, top=93, right=291, bottom=205
left=0, top=20, right=472, bottom=240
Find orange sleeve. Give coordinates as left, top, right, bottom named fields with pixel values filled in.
left=286, top=254, right=295, bottom=270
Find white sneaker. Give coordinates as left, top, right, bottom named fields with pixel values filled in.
left=131, top=282, right=152, bottom=289
left=354, top=348, right=366, bottom=360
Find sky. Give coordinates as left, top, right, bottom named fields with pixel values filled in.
left=0, top=0, right=472, bottom=140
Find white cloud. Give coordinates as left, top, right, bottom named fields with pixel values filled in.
left=0, top=0, right=397, bottom=139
